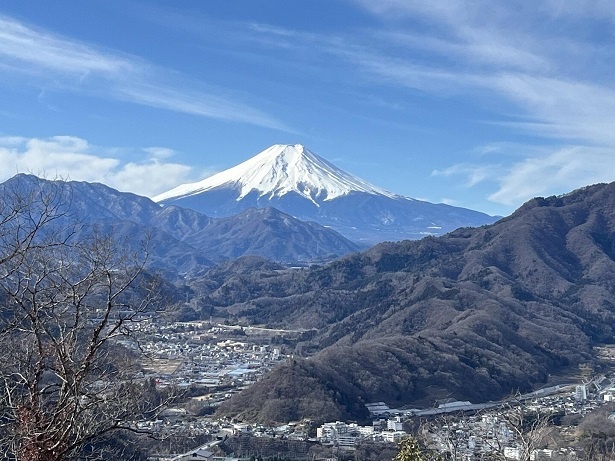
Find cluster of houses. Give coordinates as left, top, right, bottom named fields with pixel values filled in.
left=133, top=319, right=285, bottom=392
left=131, top=318, right=615, bottom=460
left=316, top=417, right=407, bottom=447
left=425, top=379, right=615, bottom=460
left=304, top=375, right=615, bottom=460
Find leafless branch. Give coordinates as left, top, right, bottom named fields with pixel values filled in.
left=0, top=179, right=173, bottom=460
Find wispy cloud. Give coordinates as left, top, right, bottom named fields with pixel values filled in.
left=432, top=163, right=501, bottom=188
left=381, top=30, right=550, bottom=73
left=115, top=83, right=287, bottom=131
left=484, top=74, right=615, bottom=145
left=0, top=14, right=288, bottom=131
left=2, top=5, right=613, bottom=210
left=489, top=146, right=615, bottom=205
left=236, top=9, right=615, bottom=207
left=0, top=16, right=133, bottom=76
left=346, top=0, right=615, bottom=206
left=331, top=31, right=615, bottom=149
left=0, top=136, right=206, bottom=198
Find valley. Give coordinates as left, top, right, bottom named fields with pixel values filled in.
left=124, top=316, right=615, bottom=461
left=2, top=2, right=613, bottom=459
left=3, top=172, right=615, bottom=460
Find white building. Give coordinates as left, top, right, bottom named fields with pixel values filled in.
left=317, top=421, right=349, bottom=442
left=575, top=384, right=587, bottom=402
left=387, top=416, right=403, bottom=431
left=531, top=449, right=553, bottom=460
left=382, top=431, right=407, bottom=443
left=357, top=426, right=374, bottom=437
left=504, top=446, right=520, bottom=460
left=317, top=421, right=380, bottom=446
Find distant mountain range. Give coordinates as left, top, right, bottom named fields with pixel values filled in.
left=198, top=181, right=615, bottom=423
left=9, top=170, right=615, bottom=428
left=0, top=175, right=359, bottom=274
left=154, top=144, right=497, bottom=244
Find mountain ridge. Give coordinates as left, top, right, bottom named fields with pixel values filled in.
left=0, top=174, right=359, bottom=271
left=206, top=180, right=615, bottom=423
left=154, top=144, right=399, bottom=204
left=154, top=144, right=497, bottom=244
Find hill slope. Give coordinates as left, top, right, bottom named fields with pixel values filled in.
left=182, top=207, right=358, bottom=263
left=210, top=182, right=615, bottom=423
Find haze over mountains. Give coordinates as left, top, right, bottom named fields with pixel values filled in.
left=155, top=144, right=497, bottom=244
left=0, top=174, right=358, bottom=272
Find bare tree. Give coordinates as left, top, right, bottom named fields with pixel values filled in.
left=495, top=397, right=553, bottom=461
left=0, top=178, right=169, bottom=460
left=421, top=412, right=468, bottom=461
left=0, top=175, right=74, bottom=274
left=410, top=393, right=556, bottom=461
left=575, top=403, right=615, bottom=461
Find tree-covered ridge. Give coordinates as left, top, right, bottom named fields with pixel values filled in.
left=214, top=182, right=615, bottom=422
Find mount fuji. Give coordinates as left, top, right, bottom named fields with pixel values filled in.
left=154, top=144, right=497, bottom=244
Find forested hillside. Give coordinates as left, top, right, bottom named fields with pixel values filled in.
left=211, top=183, right=615, bottom=423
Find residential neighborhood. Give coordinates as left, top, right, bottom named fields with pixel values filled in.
left=130, top=318, right=615, bottom=461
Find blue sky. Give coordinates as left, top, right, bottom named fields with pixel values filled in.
left=1, top=1, right=614, bottom=216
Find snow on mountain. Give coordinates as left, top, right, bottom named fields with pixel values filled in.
left=154, top=144, right=497, bottom=245
left=153, top=144, right=400, bottom=205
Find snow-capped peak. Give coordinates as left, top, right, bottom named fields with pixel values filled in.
left=154, top=144, right=399, bottom=205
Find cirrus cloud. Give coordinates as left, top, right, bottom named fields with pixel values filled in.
left=0, top=14, right=289, bottom=132
left=348, top=0, right=615, bottom=208
left=488, top=146, right=615, bottom=205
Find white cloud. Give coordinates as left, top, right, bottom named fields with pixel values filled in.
left=471, top=142, right=552, bottom=158
left=383, top=30, right=549, bottom=73
left=485, top=74, right=615, bottom=145
left=433, top=141, right=615, bottom=207
left=489, top=146, right=615, bottom=205
left=432, top=164, right=500, bottom=188
left=0, top=16, right=133, bottom=77
left=439, top=197, right=460, bottom=206
left=433, top=142, right=615, bottom=209
left=0, top=136, right=202, bottom=198
left=108, top=160, right=194, bottom=198
left=0, top=136, right=28, bottom=146
left=0, top=14, right=288, bottom=131
left=115, top=83, right=287, bottom=131
left=344, top=0, right=615, bottom=209
left=336, top=39, right=615, bottom=150
left=143, top=147, right=176, bottom=160
left=354, top=0, right=615, bottom=27
left=242, top=4, right=615, bottom=144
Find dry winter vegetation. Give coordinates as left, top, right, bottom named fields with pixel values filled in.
left=0, top=180, right=171, bottom=460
